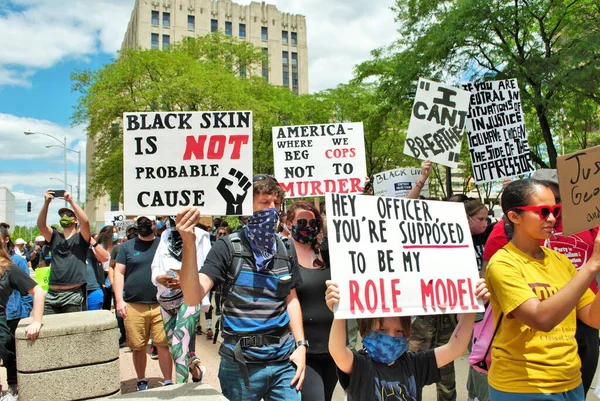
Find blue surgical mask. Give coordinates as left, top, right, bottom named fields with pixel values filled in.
left=156, top=220, right=166, bottom=230
left=112, top=233, right=119, bottom=242
left=362, top=330, right=409, bottom=364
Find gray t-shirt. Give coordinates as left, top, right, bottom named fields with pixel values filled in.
left=48, top=229, right=89, bottom=286
left=116, top=237, right=159, bottom=303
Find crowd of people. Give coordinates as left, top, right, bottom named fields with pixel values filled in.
left=0, top=163, right=598, bottom=401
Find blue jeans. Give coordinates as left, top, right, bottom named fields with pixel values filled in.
left=489, top=384, right=584, bottom=401
left=218, top=357, right=301, bottom=401
left=86, top=288, right=104, bottom=311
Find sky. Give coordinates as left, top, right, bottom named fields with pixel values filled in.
left=0, top=0, right=400, bottom=228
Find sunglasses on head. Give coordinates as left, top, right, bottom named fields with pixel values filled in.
left=295, top=219, right=319, bottom=229
left=512, top=204, right=562, bottom=220
left=253, top=174, right=279, bottom=184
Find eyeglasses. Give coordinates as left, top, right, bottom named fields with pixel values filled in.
left=60, top=212, right=75, bottom=218
left=295, top=218, right=319, bottom=229
left=512, top=204, right=562, bottom=220
left=253, top=174, right=279, bottom=184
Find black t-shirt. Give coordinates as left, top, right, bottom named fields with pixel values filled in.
left=115, top=237, right=159, bottom=303
left=472, top=223, right=495, bottom=270
left=0, top=263, right=37, bottom=316
left=48, top=229, right=89, bottom=286
left=338, top=349, right=440, bottom=401
left=295, top=265, right=333, bottom=354
left=110, top=244, right=121, bottom=262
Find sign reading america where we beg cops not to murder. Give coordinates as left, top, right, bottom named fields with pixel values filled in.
left=272, top=123, right=367, bottom=198
left=404, top=78, right=471, bottom=169
left=463, top=79, right=534, bottom=184
left=123, top=111, right=253, bottom=216
left=325, top=192, right=484, bottom=319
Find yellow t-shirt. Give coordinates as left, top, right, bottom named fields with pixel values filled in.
left=486, top=241, right=595, bottom=393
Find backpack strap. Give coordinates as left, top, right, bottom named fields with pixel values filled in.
left=474, top=312, right=503, bottom=372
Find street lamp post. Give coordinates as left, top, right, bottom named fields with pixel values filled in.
left=47, top=145, right=81, bottom=204
left=49, top=178, right=74, bottom=194
left=23, top=131, right=68, bottom=207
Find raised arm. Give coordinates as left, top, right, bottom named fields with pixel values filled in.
left=406, top=160, right=432, bottom=200
left=37, top=190, right=54, bottom=241
left=65, top=191, right=90, bottom=242
left=325, top=280, right=354, bottom=374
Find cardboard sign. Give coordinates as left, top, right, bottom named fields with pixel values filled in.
left=103, top=211, right=134, bottom=238
left=463, top=79, right=534, bottom=183
left=373, top=168, right=430, bottom=198
left=557, top=145, right=600, bottom=236
left=272, top=123, right=367, bottom=197
left=404, top=78, right=471, bottom=168
left=325, top=193, right=484, bottom=319
left=123, top=111, right=253, bottom=216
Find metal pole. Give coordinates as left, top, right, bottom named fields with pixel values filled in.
left=77, top=150, right=81, bottom=204
left=63, top=136, right=68, bottom=207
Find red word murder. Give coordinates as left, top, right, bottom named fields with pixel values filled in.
left=280, top=178, right=362, bottom=197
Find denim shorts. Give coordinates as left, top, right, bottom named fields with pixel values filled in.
left=489, top=384, right=584, bottom=401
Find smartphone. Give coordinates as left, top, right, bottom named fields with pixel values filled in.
left=51, top=190, right=66, bottom=198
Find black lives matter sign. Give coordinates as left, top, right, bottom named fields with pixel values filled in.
left=123, top=111, right=253, bottom=216
left=463, top=79, right=534, bottom=183
left=404, top=79, right=471, bottom=168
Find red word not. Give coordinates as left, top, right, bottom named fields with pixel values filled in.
left=279, top=178, right=362, bottom=197
left=420, top=278, right=477, bottom=311
left=183, top=135, right=249, bottom=160
left=325, top=148, right=356, bottom=159
left=348, top=278, right=402, bottom=314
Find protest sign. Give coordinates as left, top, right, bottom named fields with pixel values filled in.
left=557, top=145, right=600, bottom=236
left=325, top=193, right=483, bottom=319
left=373, top=168, right=430, bottom=198
left=463, top=79, right=534, bottom=184
left=103, top=211, right=134, bottom=238
left=272, top=123, right=367, bottom=197
left=123, top=111, right=253, bottom=216
left=404, top=78, right=471, bottom=168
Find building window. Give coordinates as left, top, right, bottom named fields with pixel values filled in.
left=239, top=23, right=246, bottom=38
left=291, top=31, right=297, bottom=46
left=291, top=52, right=298, bottom=68
left=110, top=198, right=119, bottom=212
left=151, top=10, right=159, bottom=25
left=162, top=34, right=170, bottom=49
left=283, top=71, right=289, bottom=87
left=188, top=15, right=195, bottom=30
left=282, top=51, right=289, bottom=66
left=282, top=30, right=288, bottom=45
left=225, top=21, right=232, bottom=36
left=261, top=26, right=268, bottom=41
left=151, top=33, right=159, bottom=49
left=211, top=19, right=218, bottom=33
left=163, top=12, right=170, bottom=27
left=262, top=48, right=269, bottom=82
left=292, top=52, right=298, bottom=92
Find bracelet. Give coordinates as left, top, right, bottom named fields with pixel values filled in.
left=415, top=180, right=424, bottom=188
left=92, top=242, right=99, bottom=248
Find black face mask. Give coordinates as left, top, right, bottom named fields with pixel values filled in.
left=126, top=233, right=137, bottom=240
left=137, top=221, right=153, bottom=237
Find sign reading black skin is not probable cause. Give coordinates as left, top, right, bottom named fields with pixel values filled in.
left=557, top=145, right=600, bottom=237
left=325, top=192, right=484, bottom=319
left=122, top=111, right=253, bottom=216
left=463, top=79, right=534, bottom=184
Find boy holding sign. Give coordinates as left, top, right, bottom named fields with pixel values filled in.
left=325, top=279, right=489, bottom=400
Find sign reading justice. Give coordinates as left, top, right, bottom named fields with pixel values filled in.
left=325, top=193, right=484, bottom=319
left=123, top=111, right=253, bottom=216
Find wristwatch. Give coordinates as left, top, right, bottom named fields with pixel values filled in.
left=296, top=339, right=309, bottom=349
left=92, top=242, right=99, bottom=248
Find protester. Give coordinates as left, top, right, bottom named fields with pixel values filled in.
left=29, top=236, right=47, bottom=270
left=178, top=174, right=306, bottom=401
left=486, top=178, right=600, bottom=399
left=96, top=225, right=118, bottom=310
left=151, top=218, right=211, bottom=383
left=483, top=170, right=600, bottom=397
left=325, top=279, right=489, bottom=400
left=0, top=224, right=45, bottom=399
left=114, top=215, right=173, bottom=391
left=13, top=239, right=26, bottom=259
left=86, top=233, right=107, bottom=311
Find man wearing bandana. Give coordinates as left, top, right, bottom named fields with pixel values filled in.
left=37, top=190, right=107, bottom=314
left=178, top=175, right=307, bottom=401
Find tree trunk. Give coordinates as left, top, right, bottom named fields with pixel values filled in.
left=534, top=96, right=558, bottom=168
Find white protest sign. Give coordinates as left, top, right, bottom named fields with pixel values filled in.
left=325, top=193, right=484, bottom=319
left=404, top=78, right=471, bottom=168
left=123, top=111, right=253, bottom=216
left=272, top=123, right=367, bottom=198
left=373, top=168, right=430, bottom=198
left=104, top=212, right=133, bottom=237
left=463, top=79, right=534, bottom=184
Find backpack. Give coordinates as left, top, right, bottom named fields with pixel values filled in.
left=212, top=232, right=295, bottom=343
left=468, top=305, right=503, bottom=373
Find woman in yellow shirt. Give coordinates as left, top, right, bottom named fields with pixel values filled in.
left=486, top=178, right=600, bottom=400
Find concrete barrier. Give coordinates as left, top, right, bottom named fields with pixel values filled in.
left=15, top=310, right=120, bottom=400
left=108, top=383, right=228, bottom=400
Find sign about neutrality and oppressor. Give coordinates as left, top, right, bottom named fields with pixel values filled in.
left=404, top=78, right=471, bottom=168
left=325, top=193, right=484, bottom=319
left=557, top=145, right=600, bottom=237
left=104, top=211, right=134, bottom=238
left=272, top=123, right=367, bottom=197
left=373, top=168, right=430, bottom=198
left=463, top=79, right=534, bottom=184
left=123, top=111, right=253, bottom=216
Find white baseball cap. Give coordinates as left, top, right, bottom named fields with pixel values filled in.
left=15, top=238, right=25, bottom=245
left=35, top=236, right=46, bottom=243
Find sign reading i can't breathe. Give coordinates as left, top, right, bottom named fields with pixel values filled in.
left=325, top=193, right=484, bottom=319
left=272, top=123, right=367, bottom=198
left=123, top=111, right=253, bottom=216
left=373, top=168, right=430, bottom=198
left=404, top=78, right=471, bottom=168
left=463, top=79, right=534, bottom=184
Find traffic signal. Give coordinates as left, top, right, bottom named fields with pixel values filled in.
left=27, top=201, right=31, bottom=213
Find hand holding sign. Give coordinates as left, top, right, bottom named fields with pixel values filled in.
left=217, top=168, right=252, bottom=215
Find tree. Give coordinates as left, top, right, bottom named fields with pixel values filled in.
left=355, top=0, right=600, bottom=168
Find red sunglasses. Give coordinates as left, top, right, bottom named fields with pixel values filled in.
left=512, top=204, right=562, bottom=220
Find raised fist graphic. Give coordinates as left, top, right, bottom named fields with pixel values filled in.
left=217, top=168, right=252, bottom=215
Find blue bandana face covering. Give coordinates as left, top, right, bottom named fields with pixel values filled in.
left=244, top=208, right=280, bottom=271
left=362, top=330, right=409, bottom=364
